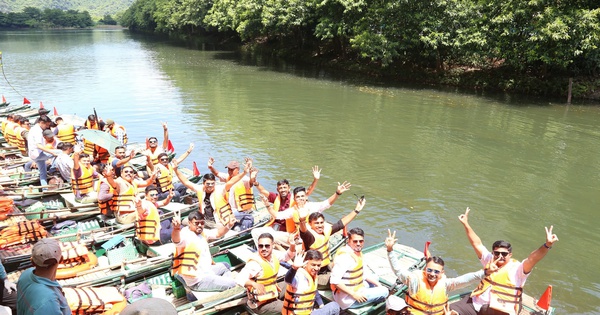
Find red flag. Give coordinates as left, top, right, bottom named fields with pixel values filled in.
left=424, top=241, right=431, bottom=259
left=167, top=140, right=175, bottom=153
left=536, top=285, right=552, bottom=310
left=23, top=97, right=31, bottom=105
left=53, top=107, right=58, bottom=116
left=39, top=101, right=44, bottom=109
left=192, top=161, right=200, bottom=176
left=1, top=95, right=6, bottom=103
left=145, top=137, right=150, bottom=149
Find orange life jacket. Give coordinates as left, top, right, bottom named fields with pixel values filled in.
left=0, top=220, right=48, bottom=248
left=471, top=259, right=523, bottom=315
left=283, top=267, right=318, bottom=315
left=135, top=201, right=160, bottom=244
left=406, top=273, right=449, bottom=315
left=56, top=124, right=76, bottom=144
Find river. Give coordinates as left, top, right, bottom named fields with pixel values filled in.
left=0, top=29, right=598, bottom=314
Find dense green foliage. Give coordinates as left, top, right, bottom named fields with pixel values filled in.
left=0, top=0, right=133, bottom=19
left=120, top=0, right=600, bottom=97
left=0, top=7, right=94, bottom=28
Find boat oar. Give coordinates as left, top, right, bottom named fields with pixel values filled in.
left=48, top=226, right=114, bottom=240
left=7, top=208, right=78, bottom=216
left=0, top=185, right=52, bottom=191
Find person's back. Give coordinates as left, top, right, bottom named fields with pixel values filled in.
left=17, top=238, right=70, bottom=315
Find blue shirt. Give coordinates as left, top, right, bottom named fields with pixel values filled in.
left=16, top=268, right=71, bottom=315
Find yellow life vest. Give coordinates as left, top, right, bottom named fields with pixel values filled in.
left=331, top=246, right=364, bottom=293
left=148, top=148, right=161, bottom=166
left=4, top=122, right=17, bottom=147
left=56, top=124, right=76, bottom=144
left=113, top=178, right=137, bottom=214
left=14, top=126, right=27, bottom=155
left=71, top=163, right=95, bottom=195
left=109, top=123, right=128, bottom=144
left=155, top=163, right=174, bottom=192
left=98, top=179, right=115, bottom=216
left=283, top=267, right=317, bottom=315
left=136, top=201, right=161, bottom=244
left=83, top=120, right=99, bottom=155
left=172, top=238, right=203, bottom=277
left=471, top=259, right=523, bottom=315
left=308, top=224, right=332, bottom=267
left=406, top=273, right=449, bottom=315
left=231, top=180, right=254, bottom=212
left=63, top=287, right=127, bottom=314
left=247, top=254, right=280, bottom=303
left=198, top=189, right=233, bottom=227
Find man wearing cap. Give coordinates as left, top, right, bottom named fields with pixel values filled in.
left=208, top=157, right=256, bottom=230
left=104, top=119, right=128, bottom=145
left=386, top=229, right=486, bottom=315
left=27, top=115, right=56, bottom=187
left=16, top=238, right=71, bottom=315
left=386, top=295, right=411, bottom=315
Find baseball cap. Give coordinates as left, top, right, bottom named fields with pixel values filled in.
left=226, top=161, right=239, bottom=169
left=386, top=295, right=408, bottom=311
left=32, top=238, right=62, bottom=267
left=42, top=129, right=54, bottom=138
left=105, top=119, right=114, bottom=126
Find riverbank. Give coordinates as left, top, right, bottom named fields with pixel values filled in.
left=239, top=40, right=600, bottom=102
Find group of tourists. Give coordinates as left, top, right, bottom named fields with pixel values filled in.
left=0, top=110, right=559, bottom=315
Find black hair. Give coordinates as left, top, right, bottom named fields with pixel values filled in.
left=202, top=173, right=216, bottom=182
left=145, top=185, right=159, bottom=194
left=492, top=240, right=512, bottom=252
left=157, top=152, right=168, bottom=160
left=305, top=249, right=323, bottom=261
left=188, top=211, right=206, bottom=221
left=258, top=233, right=274, bottom=242
left=293, top=186, right=306, bottom=196
left=308, top=212, right=325, bottom=223
left=348, top=227, right=365, bottom=238
left=277, top=179, right=290, bottom=187
left=426, top=256, right=445, bottom=267
left=115, top=145, right=126, bottom=152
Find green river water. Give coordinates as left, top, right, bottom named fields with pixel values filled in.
left=0, top=29, right=599, bottom=314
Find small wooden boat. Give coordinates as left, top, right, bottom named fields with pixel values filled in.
left=319, top=242, right=555, bottom=315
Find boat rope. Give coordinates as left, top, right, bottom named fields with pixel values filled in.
left=0, top=51, right=26, bottom=98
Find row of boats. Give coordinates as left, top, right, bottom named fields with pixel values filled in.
left=0, top=101, right=555, bottom=314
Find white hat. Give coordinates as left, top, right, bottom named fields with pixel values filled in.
left=32, top=238, right=61, bottom=267
left=386, top=295, right=408, bottom=311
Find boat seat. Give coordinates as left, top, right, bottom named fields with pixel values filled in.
left=146, top=243, right=175, bottom=258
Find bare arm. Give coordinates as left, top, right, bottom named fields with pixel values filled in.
left=171, top=218, right=182, bottom=243
left=175, top=143, right=194, bottom=165
left=207, top=157, right=219, bottom=176
left=340, top=198, right=365, bottom=226
left=157, top=190, right=174, bottom=207
left=326, top=181, right=351, bottom=205
left=137, top=170, right=158, bottom=188
left=116, top=150, right=135, bottom=168
left=306, top=165, right=321, bottom=196
left=225, top=160, right=250, bottom=192
left=522, top=226, right=558, bottom=274
left=72, top=149, right=81, bottom=171
left=256, top=182, right=270, bottom=197
left=458, top=207, right=486, bottom=259
left=161, top=122, right=169, bottom=150
left=172, top=160, right=199, bottom=191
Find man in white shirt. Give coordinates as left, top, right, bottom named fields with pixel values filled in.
left=171, top=212, right=234, bottom=291
left=330, top=228, right=388, bottom=310
left=27, top=116, right=55, bottom=186
left=450, top=207, right=559, bottom=315
left=50, top=142, right=74, bottom=182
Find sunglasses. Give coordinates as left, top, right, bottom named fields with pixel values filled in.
left=122, top=170, right=134, bottom=174
left=426, top=268, right=441, bottom=275
left=351, top=240, right=364, bottom=244
left=149, top=140, right=158, bottom=143
left=258, top=244, right=271, bottom=249
left=160, top=158, right=169, bottom=161
left=493, top=251, right=510, bottom=257
left=148, top=193, right=158, bottom=197
left=190, top=220, right=205, bottom=226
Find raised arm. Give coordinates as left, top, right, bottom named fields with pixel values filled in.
left=72, top=147, right=81, bottom=171
left=340, top=197, right=365, bottom=226
left=522, top=226, right=558, bottom=274
left=174, top=143, right=194, bottom=165
left=305, top=165, right=321, bottom=196
left=207, top=157, right=219, bottom=176
left=157, top=190, right=174, bottom=207
left=137, top=169, right=158, bottom=188
left=458, top=207, right=486, bottom=259
left=161, top=122, right=169, bottom=150
left=171, top=218, right=182, bottom=243
left=326, top=181, right=351, bottom=205
left=116, top=150, right=136, bottom=168
left=225, top=160, right=250, bottom=192
left=172, top=160, right=199, bottom=191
